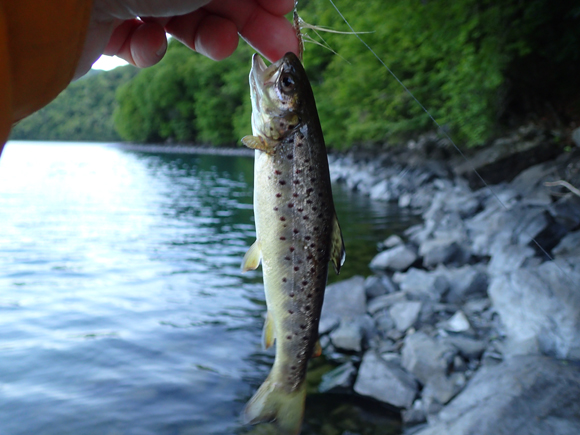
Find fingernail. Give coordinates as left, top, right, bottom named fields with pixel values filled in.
left=156, top=39, right=167, bottom=57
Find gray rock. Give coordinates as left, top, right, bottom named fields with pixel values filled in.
left=369, top=244, right=418, bottom=271
left=572, top=127, right=580, bottom=147
left=367, top=291, right=408, bottom=315
left=549, top=193, right=580, bottom=231
left=383, top=234, right=403, bottom=248
left=320, top=275, right=366, bottom=335
left=318, top=361, right=356, bottom=393
left=330, top=320, right=364, bottom=352
left=369, top=179, right=391, bottom=200
left=401, top=331, right=456, bottom=385
left=364, top=275, right=398, bottom=299
left=412, top=355, right=580, bottom=435
left=552, top=229, right=580, bottom=258
left=443, top=335, right=487, bottom=360
left=438, top=310, right=471, bottom=333
left=389, top=301, right=422, bottom=331
left=488, top=243, right=535, bottom=276
left=393, top=268, right=448, bottom=302
left=422, top=372, right=466, bottom=406
left=437, top=265, right=488, bottom=304
left=489, top=261, right=580, bottom=359
left=419, top=238, right=465, bottom=268
left=354, top=351, right=418, bottom=408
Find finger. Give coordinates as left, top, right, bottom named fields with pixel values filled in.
left=240, top=8, right=299, bottom=62
left=256, top=0, right=295, bottom=16
left=195, top=15, right=239, bottom=60
left=107, top=20, right=167, bottom=67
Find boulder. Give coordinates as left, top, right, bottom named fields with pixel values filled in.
left=549, top=193, right=580, bottom=231
left=436, top=265, right=488, bottom=304
left=419, top=238, right=466, bottom=268
left=401, top=331, right=456, bottom=385
left=369, top=244, right=418, bottom=271
left=489, top=261, right=580, bottom=359
left=412, top=355, right=580, bottom=435
left=318, top=361, right=357, bottom=393
left=389, top=301, right=422, bottom=331
left=487, top=244, right=535, bottom=276
left=552, top=229, right=580, bottom=258
left=320, top=275, right=366, bottom=335
left=364, top=275, right=398, bottom=299
left=354, top=351, right=418, bottom=408
left=367, top=292, right=408, bottom=315
left=442, top=335, right=487, bottom=360
left=393, top=268, right=448, bottom=302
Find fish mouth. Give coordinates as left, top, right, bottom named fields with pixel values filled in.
left=249, top=54, right=282, bottom=106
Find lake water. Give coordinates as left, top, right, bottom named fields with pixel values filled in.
left=0, top=141, right=419, bottom=435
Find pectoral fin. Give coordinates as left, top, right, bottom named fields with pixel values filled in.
left=242, top=135, right=277, bottom=155
left=262, top=311, right=276, bottom=350
left=241, top=240, right=262, bottom=272
left=330, top=214, right=346, bottom=275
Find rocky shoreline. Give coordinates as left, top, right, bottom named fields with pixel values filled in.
left=319, top=127, right=580, bottom=434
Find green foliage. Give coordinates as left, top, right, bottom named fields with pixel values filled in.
left=10, top=66, right=138, bottom=142
left=12, top=0, right=580, bottom=149
left=114, top=40, right=253, bottom=145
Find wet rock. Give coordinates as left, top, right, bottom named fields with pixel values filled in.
left=354, top=351, right=418, bottom=409
left=402, top=401, right=427, bottom=425
left=549, top=193, right=580, bottom=231
left=320, top=276, right=366, bottom=335
left=393, top=268, right=448, bottom=302
left=389, top=301, right=422, bottom=332
left=382, top=234, right=403, bottom=249
left=369, top=244, right=418, bottom=271
left=413, top=355, right=580, bottom=435
left=318, top=361, right=357, bottom=393
left=513, top=209, right=568, bottom=254
left=489, top=261, right=580, bottom=359
left=364, top=275, right=398, bottom=299
left=401, top=331, right=455, bottom=385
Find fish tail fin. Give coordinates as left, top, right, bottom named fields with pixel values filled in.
left=243, top=375, right=306, bottom=435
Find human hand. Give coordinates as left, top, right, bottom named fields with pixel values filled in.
left=75, top=0, right=300, bottom=78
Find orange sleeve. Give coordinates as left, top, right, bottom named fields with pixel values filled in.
left=0, top=0, right=92, bottom=149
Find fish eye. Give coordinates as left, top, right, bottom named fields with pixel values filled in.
left=280, top=74, right=295, bottom=93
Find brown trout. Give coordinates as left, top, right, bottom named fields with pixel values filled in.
left=240, top=52, right=345, bottom=435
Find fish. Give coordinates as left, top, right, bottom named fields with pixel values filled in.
left=240, top=51, right=346, bottom=435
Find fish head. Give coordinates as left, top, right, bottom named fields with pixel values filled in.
left=249, top=52, right=307, bottom=141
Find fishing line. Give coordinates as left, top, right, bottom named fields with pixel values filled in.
left=325, top=0, right=576, bottom=282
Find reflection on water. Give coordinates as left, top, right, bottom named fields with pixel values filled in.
left=0, top=142, right=418, bottom=435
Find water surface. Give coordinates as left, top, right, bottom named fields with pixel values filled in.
left=0, top=142, right=418, bottom=435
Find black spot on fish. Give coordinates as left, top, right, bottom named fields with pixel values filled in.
left=307, top=293, right=313, bottom=298
left=314, top=226, right=319, bottom=231
left=293, top=228, right=299, bottom=234
left=288, top=203, right=294, bottom=208
left=276, top=193, right=282, bottom=198
left=297, top=208, right=303, bottom=212
left=282, top=277, right=287, bottom=282
left=288, top=310, right=294, bottom=314
left=318, top=213, right=324, bottom=218
left=303, top=215, right=309, bottom=220
left=293, top=180, right=300, bottom=185
left=302, top=336, right=309, bottom=341
left=289, top=292, right=295, bottom=297
left=294, top=266, right=300, bottom=271
left=307, top=255, right=313, bottom=260
left=289, top=247, right=295, bottom=252
left=296, top=169, right=302, bottom=174
left=280, top=236, right=286, bottom=240
left=310, top=243, right=316, bottom=248
left=306, top=188, right=313, bottom=194
left=311, top=177, right=317, bottom=182
left=299, top=324, right=306, bottom=330
left=275, top=170, right=282, bottom=175
left=293, top=193, right=299, bottom=198
left=286, top=335, right=292, bottom=340
left=279, top=180, right=286, bottom=185
left=312, top=207, right=317, bottom=211
left=273, top=207, right=279, bottom=211
left=280, top=216, right=286, bottom=221
left=291, top=365, right=297, bottom=370
left=305, top=236, right=311, bottom=240
left=287, top=154, right=293, bottom=160
left=302, top=280, right=308, bottom=286
left=306, top=200, right=312, bottom=204
left=305, top=305, right=311, bottom=311
left=284, top=256, right=291, bottom=261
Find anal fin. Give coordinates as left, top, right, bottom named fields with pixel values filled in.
left=262, top=311, right=276, bottom=350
